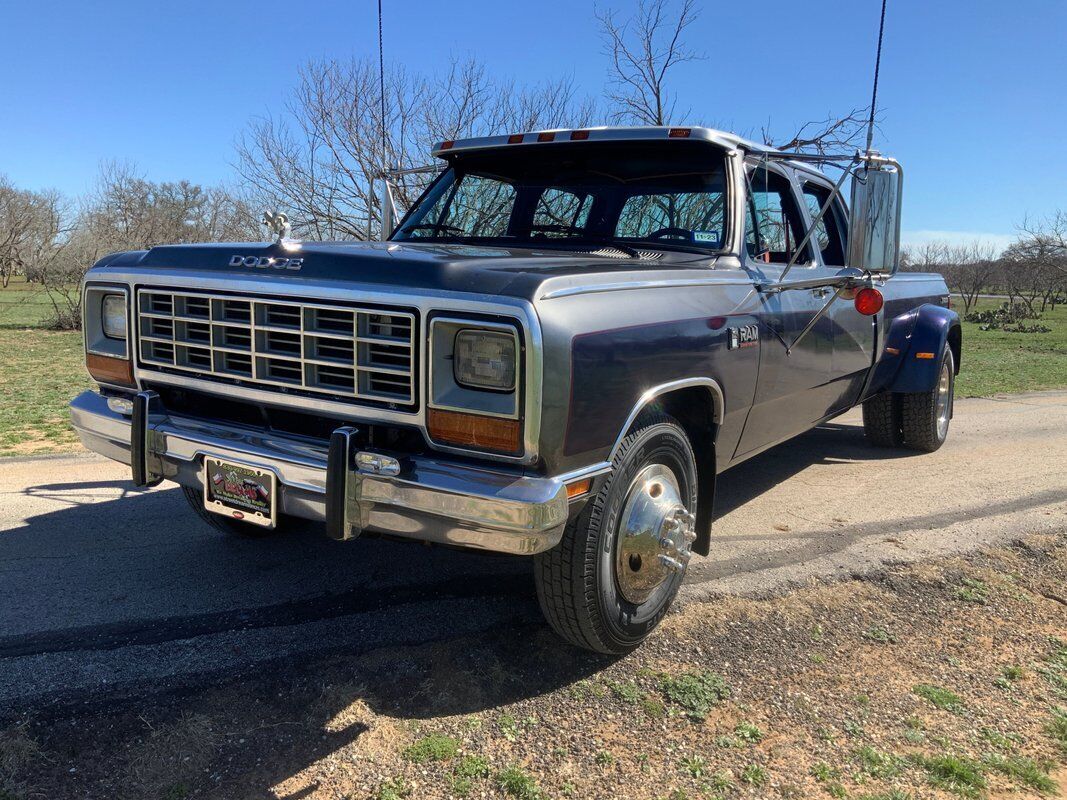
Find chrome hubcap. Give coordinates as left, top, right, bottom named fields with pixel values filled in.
left=614, top=464, right=695, bottom=604
left=936, top=358, right=952, bottom=440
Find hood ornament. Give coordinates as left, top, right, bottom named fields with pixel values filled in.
left=261, top=211, right=301, bottom=251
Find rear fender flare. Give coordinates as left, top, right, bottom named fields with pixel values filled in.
left=878, top=304, right=961, bottom=394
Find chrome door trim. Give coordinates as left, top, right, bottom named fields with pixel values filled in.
left=609, top=377, right=725, bottom=459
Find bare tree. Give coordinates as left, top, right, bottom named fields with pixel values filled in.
left=32, top=164, right=256, bottom=328
left=595, top=0, right=702, bottom=126
left=236, top=57, right=594, bottom=242
left=766, top=107, right=875, bottom=155
left=0, top=177, right=71, bottom=289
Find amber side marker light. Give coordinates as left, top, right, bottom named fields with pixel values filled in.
left=915, top=352, right=936, bottom=359
left=427, top=408, right=521, bottom=454
left=86, top=352, right=134, bottom=386
left=566, top=479, right=592, bottom=499
left=854, top=287, right=884, bottom=316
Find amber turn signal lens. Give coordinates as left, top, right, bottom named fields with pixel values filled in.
left=566, top=479, right=592, bottom=499
left=854, top=287, right=884, bottom=316
left=86, top=352, right=134, bottom=386
left=427, top=408, right=521, bottom=454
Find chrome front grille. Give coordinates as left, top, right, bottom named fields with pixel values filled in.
left=136, top=290, right=416, bottom=406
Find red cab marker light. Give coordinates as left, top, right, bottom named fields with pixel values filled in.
left=668, top=127, right=691, bottom=138
left=537, top=131, right=555, bottom=142
left=507, top=134, right=524, bottom=144
left=707, top=316, right=727, bottom=330
left=570, top=130, right=590, bottom=140
left=439, top=140, right=454, bottom=150
left=854, top=287, right=884, bottom=316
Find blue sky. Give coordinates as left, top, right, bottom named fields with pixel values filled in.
left=3, top=0, right=1064, bottom=248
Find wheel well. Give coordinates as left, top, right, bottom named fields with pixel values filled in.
left=947, top=323, right=962, bottom=374
left=637, top=386, right=718, bottom=557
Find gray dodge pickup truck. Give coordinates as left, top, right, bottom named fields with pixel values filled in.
left=71, top=126, right=960, bottom=653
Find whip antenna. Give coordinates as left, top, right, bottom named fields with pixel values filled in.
left=378, top=0, right=387, bottom=165
left=865, top=0, right=888, bottom=154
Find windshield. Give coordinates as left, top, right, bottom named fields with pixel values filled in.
left=392, top=141, right=729, bottom=254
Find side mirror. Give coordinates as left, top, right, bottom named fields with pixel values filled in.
left=848, top=157, right=903, bottom=274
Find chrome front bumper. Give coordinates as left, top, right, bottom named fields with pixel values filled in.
left=69, top=390, right=570, bottom=555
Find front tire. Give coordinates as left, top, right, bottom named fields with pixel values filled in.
left=534, top=414, right=698, bottom=654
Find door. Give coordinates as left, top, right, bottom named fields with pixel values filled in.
left=735, top=165, right=833, bottom=458
left=800, top=180, right=876, bottom=411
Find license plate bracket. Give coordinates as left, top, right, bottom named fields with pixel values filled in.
left=203, top=456, right=278, bottom=528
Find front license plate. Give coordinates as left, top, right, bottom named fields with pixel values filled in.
left=203, top=457, right=277, bottom=528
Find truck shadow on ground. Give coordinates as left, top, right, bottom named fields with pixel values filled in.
left=2, top=420, right=934, bottom=713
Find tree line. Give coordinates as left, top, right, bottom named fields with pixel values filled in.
left=901, top=217, right=1067, bottom=316
left=1, top=0, right=1062, bottom=328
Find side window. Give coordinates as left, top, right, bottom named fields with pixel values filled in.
left=802, top=183, right=847, bottom=266
left=744, top=168, right=811, bottom=265
left=532, top=188, right=591, bottom=237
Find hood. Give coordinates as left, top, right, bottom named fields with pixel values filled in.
left=94, top=240, right=712, bottom=302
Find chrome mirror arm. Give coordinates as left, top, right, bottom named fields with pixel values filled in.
left=778, top=154, right=859, bottom=284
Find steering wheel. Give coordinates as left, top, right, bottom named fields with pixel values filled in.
left=646, top=227, right=692, bottom=240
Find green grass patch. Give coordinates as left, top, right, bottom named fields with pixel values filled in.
left=955, top=298, right=1067, bottom=397
left=402, top=733, right=458, bottom=763
left=496, top=765, right=543, bottom=800
left=983, top=754, right=1057, bottom=794
left=374, top=778, right=411, bottom=800
left=910, top=753, right=986, bottom=798
left=733, top=722, right=764, bottom=743
left=953, top=577, right=989, bottom=605
left=740, top=763, right=768, bottom=787
left=657, top=670, right=731, bottom=721
left=1047, top=708, right=1067, bottom=754
left=854, top=745, right=905, bottom=779
left=913, top=683, right=965, bottom=713
left=0, top=327, right=93, bottom=456
left=1037, top=639, right=1067, bottom=700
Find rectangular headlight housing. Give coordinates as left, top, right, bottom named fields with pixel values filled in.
left=101, top=294, right=128, bottom=340
left=453, top=329, right=516, bottom=391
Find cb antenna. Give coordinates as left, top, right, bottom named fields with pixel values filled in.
left=865, top=0, right=888, bottom=155
left=378, top=0, right=387, bottom=166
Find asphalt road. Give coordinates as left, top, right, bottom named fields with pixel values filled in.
left=1, top=393, right=1065, bottom=711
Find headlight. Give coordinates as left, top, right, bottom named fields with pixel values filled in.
left=101, top=294, right=127, bottom=340
left=453, top=329, right=516, bottom=391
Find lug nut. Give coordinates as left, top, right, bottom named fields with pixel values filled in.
left=659, top=554, right=686, bottom=572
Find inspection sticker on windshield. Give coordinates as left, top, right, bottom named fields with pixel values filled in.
left=694, top=231, right=719, bottom=245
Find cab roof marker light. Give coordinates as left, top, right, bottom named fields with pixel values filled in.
left=507, top=134, right=524, bottom=144
left=439, top=140, right=454, bottom=150
left=668, top=127, right=692, bottom=138
left=570, top=130, right=590, bottom=140
left=537, top=132, right=555, bottom=142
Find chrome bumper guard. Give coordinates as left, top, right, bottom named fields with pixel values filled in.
left=70, top=390, right=569, bottom=555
